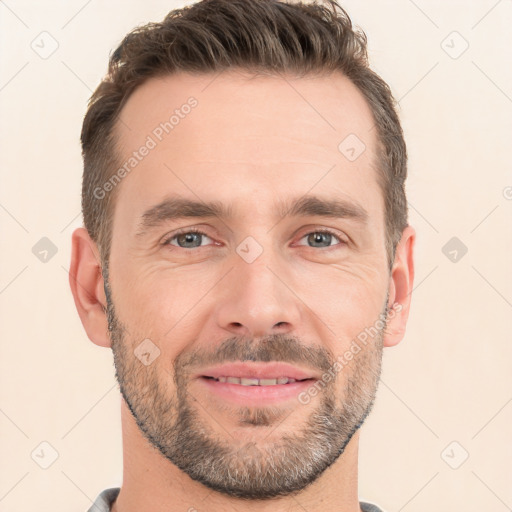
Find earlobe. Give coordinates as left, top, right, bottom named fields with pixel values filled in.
left=69, top=227, right=111, bottom=348
left=383, top=225, right=416, bottom=348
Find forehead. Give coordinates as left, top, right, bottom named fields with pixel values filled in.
left=111, top=70, right=382, bottom=229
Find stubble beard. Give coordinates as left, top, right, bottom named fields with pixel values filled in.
left=105, top=276, right=386, bottom=500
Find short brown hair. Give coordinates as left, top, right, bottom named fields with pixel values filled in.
left=81, top=0, right=408, bottom=271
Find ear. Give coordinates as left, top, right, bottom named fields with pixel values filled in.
left=69, top=227, right=111, bottom=348
left=383, top=225, right=416, bottom=348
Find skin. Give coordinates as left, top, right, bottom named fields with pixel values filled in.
left=69, top=70, right=415, bottom=512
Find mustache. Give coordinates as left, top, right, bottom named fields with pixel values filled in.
left=175, top=333, right=335, bottom=375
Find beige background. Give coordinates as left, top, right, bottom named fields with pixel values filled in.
left=1, top=1, right=511, bottom=511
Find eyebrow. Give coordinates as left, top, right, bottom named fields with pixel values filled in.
left=135, top=194, right=368, bottom=237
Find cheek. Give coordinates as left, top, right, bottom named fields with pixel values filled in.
left=291, top=260, right=387, bottom=337
left=113, top=263, right=217, bottom=347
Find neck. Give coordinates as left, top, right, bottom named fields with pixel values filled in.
left=112, top=399, right=362, bottom=512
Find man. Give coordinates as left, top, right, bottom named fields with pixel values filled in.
left=69, top=0, right=415, bottom=511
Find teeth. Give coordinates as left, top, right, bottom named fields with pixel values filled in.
left=240, top=378, right=260, bottom=386
left=211, top=376, right=299, bottom=386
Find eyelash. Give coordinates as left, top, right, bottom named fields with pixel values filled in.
left=162, top=227, right=346, bottom=250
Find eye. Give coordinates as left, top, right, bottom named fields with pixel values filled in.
left=296, top=229, right=345, bottom=249
left=161, top=227, right=346, bottom=251
left=163, top=228, right=214, bottom=249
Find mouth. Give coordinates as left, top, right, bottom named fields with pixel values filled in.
left=201, top=375, right=312, bottom=386
left=195, top=361, right=319, bottom=381
left=194, top=362, right=318, bottom=406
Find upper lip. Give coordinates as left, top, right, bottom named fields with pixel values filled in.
left=195, top=362, right=319, bottom=381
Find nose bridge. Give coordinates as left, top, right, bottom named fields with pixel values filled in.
left=215, top=237, right=300, bottom=338
left=240, top=253, right=283, bottom=312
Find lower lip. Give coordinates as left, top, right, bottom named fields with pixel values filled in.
left=196, top=377, right=316, bottom=406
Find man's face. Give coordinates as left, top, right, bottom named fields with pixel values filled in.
left=106, top=71, right=392, bottom=499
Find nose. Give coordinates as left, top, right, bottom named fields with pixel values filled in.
left=214, top=252, right=301, bottom=339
